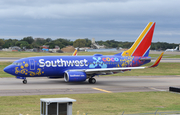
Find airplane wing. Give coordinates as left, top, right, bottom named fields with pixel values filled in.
left=146, top=52, right=164, bottom=68
left=67, top=52, right=164, bottom=75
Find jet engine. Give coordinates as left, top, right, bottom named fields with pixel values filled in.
left=64, top=71, right=87, bottom=82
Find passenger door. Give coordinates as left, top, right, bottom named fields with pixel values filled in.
left=29, top=59, right=35, bottom=70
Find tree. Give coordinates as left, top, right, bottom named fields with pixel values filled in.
left=34, top=38, right=46, bottom=46
left=73, top=39, right=86, bottom=48
left=96, top=40, right=104, bottom=46
left=54, top=41, right=65, bottom=49
left=122, top=42, right=133, bottom=48
left=31, top=42, right=39, bottom=48
left=3, top=39, right=18, bottom=48
left=46, top=38, right=52, bottom=43
left=22, top=36, right=34, bottom=44
left=84, top=38, right=91, bottom=47
left=0, top=39, right=5, bottom=46
left=55, top=38, right=72, bottom=46
left=15, top=41, right=29, bottom=49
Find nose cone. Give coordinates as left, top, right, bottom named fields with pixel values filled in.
left=4, top=65, right=14, bottom=75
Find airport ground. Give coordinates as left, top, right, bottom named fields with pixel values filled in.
left=0, top=51, right=180, bottom=115
left=0, top=75, right=180, bottom=96
left=0, top=50, right=180, bottom=58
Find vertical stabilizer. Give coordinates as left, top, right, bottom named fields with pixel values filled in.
left=122, top=22, right=156, bottom=57
left=72, top=49, right=77, bottom=56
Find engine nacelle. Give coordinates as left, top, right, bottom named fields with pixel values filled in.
left=64, top=71, right=87, bottom=82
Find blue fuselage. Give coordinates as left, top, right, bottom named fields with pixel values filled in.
left=4, top=55, right=150, bottom=78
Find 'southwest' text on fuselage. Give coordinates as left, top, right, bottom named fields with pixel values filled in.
left=39, top=59, right=88, bottom=67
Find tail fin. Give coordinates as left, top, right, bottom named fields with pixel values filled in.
left=72, top=49, right=77, bottom=56
left=122, top=22, right=156, bottom=57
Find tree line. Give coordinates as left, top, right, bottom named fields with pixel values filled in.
left=0, top=36, right=179, bottom=50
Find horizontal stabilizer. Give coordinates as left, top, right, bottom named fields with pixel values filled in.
left=140, top=58, right=152, bottom=61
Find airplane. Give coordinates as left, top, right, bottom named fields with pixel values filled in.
left=165, top=46, right=178, bottom=52
left=72, top=49, right=77, bottom=56
left=4, top=22, right=164, bottom=84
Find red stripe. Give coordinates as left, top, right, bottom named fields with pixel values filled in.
left=151, top=56, right=162, bottom=67
left=132, top=23, right=155, bottom=56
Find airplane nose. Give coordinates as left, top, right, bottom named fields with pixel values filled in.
left=4, top=65, right=14, bottom=74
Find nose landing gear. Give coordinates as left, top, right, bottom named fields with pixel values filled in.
left=16, top=76, right=27, bottom=84
left=23, top=79, right=27, bottom=84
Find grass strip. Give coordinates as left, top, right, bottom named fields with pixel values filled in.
left=0, top=92, right=180, bottom=115
left=0, top=51, right=180, bottom=58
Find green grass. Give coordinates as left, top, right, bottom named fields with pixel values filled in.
left=0, top=92, right=180, bottom=115
left=0, top=51, right=118, bottom=58
left=0, top=51, right=74, bottom=57
left=0, top=62, right=14, bottom=77
left=1, top=62, right=180, bottom=78
left=1, top=51, right=180, bottom=58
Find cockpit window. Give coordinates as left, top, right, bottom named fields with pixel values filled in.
left=12, top=62, right=22, bottom=66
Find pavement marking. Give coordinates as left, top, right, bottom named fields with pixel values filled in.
left=92, top=87, right=112, bottom=93
left=149, top=87, right=166, bottom=91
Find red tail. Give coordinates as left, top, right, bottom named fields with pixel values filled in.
left=122, top=22, right=156, bottom=57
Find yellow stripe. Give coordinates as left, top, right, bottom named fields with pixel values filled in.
left=154, top=52, right=164, bottom=64
left=92, top=88, right=112, bottom=93
left=147, top=52, right=164, bottom=68
left=122, top=22, right=153, bottom=56
left=72, top=50, right=77, bottom=56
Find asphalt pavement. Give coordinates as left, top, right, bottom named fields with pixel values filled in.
left=0, top=76, right=180, bottom=96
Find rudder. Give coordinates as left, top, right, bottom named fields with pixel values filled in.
left=122, top=22, right=156, bottom=57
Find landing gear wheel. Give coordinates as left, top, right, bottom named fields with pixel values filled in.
left=91, top=78, right=96, bottom=84
left=88, top=78, right=96, bottom=84
left=23, top=79, right=27, bottom=84
left=88, top=78, right=92, bottom=83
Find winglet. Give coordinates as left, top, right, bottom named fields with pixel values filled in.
left=146, top=52, right=164, bottom=68
left=72, top=49, right=78, bottom=56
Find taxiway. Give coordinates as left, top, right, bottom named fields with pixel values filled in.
left=0, top=76, right=180, bottom=96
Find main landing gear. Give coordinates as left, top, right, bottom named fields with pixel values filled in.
left=88, top=78, right=96, bottom=84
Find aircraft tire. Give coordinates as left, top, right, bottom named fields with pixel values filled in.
left=23, top=79, right=27, bottom=84
left=89, top=78, right=96, bottom=84
left=88, top=78, right=92, bottom=83
left=91, top=78, right=96, bottom=84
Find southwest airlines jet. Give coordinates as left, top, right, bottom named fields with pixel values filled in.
left=4, top=22, right=164, bottom=84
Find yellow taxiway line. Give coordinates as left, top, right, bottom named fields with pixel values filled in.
left=92, top=87, right=112, bottom=93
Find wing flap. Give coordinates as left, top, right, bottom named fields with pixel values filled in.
left=85, top=67, right=145, bottom=73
